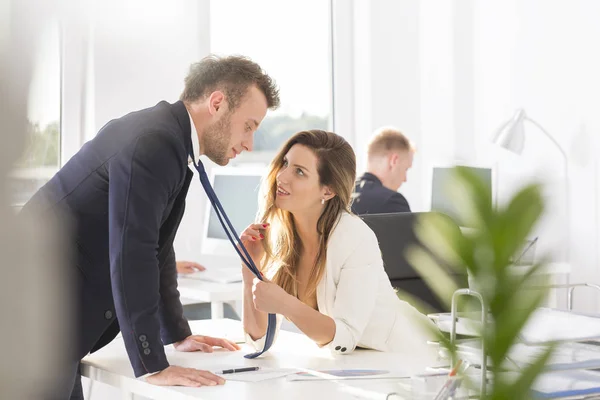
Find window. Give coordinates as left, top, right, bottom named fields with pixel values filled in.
left=210, top=0, right=333, bottom=155
left=9, top=20, right=61, bottom=205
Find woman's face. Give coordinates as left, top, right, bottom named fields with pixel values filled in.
left=275, top=144, right=329, bottom=213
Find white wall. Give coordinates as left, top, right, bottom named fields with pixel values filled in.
left=351, top=0, right=425, bottom=210
left=471, top=0, right=600, bottom=312
left=90, top=0, right=209, bottom=132
left=356, top=0, right=600, bottom=312
left=349, top=0, right=472, bottom=214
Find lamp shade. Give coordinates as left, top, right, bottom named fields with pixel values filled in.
left=492, top=109, right=527, bottom=154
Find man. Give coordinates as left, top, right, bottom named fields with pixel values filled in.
left=351, top=127, right=415, bottom=215
left=22, top=55, right=280, bottom=397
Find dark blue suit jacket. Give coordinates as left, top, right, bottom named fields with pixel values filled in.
left=351, top=173, right=411, bottom=215
left=22, top=101, right=194, bottom=377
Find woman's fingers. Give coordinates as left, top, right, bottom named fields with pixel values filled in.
left=241, top=224, right=269, bottom=239
left=241, top=229, right=263, bottom=241
left=251, top=223, right=269, bottom=230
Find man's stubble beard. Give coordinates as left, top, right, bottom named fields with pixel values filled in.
left=202, top=113, right=232, bottom=166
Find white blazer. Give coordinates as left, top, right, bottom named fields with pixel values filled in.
left=247, top=212, right=439, bottom=357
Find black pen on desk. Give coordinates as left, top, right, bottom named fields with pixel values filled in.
left=217, top=367, right=260, bottom=374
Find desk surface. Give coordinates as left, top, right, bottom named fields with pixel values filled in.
left=82, top=319, right=440, bottom=400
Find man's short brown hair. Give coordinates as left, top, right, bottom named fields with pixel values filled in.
left=180, top=54, right=280, bottom=111
left=367, top=127, right=414, bottom=159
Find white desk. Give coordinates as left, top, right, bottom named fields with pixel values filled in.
left=177, top=279, right=243, bottom=319
left=82, top=319, right=441, bottom=400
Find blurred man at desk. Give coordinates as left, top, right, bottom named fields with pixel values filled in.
left=351, top=127, right=415, bottom=215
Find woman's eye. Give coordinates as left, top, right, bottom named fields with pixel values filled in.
left=282, top=159, right=288, bottom=166
left=296, top=168, right=304, bottom=176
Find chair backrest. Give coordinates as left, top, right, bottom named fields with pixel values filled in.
left=360, top=211, right=467, bottom=311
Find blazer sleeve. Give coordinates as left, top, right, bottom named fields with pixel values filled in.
left=385, top=192, right=411, bottom=213
left=108, top=132, right=185, bottom=377
left=158, top=246, right=192, bottom=345
left=326, top=225, right=382, bottom=354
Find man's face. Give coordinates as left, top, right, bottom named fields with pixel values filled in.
left=203, top=85, right=268, bottom=166
left=391, top=150, right=414, bottom=191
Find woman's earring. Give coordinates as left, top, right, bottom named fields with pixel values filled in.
left=321, top=198, right=325, bottom=205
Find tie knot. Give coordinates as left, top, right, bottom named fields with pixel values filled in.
left=190, top=155, right=207, bottom=175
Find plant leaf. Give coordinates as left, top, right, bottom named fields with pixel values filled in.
left=489, top=286, right=548, bottom=367
left=405, top=245, right=460, bottom=309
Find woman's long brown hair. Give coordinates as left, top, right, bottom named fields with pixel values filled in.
left=257, top=130, right=356, bottom=300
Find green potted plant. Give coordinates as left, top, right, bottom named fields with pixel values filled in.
left=407, top=166, right=555, bottom=399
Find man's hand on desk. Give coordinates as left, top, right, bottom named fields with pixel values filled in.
left=146, top=365, right=225, bottom=387
left=176, top=261, right=206, bottom=274
left=173, top=335, right=241, bottom=352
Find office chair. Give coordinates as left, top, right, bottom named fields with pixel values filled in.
left=360, top=212, right=467, bottom=312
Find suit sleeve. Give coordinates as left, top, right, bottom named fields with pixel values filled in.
left=386, top=192, right=411, bottom=213
left=108, top=132, right=184, bottom=377
left=158, top=246, right=192, bottom=344
left=326, top=225, right=382, bottom=354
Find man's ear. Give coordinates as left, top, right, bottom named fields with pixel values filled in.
left=208, top=91, right=225, bottom=116
left=389, top=153, right=399, bottom=169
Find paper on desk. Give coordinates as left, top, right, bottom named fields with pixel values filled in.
left=339, top=385, right=404, bottom=400
left=213, top=366, right=299, bottom=382
left=520, top=308, right=600, bottom=344
left=531, top=369, right=600, bottom=398
left=287, top=369, right=410, bottom=381
left=450, top=339, right=600, bottom=371
left=430, top=308, right=600, bottom=343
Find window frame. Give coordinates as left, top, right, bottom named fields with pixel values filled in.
left=9, top=19, right=64, bottom=207
left=207, top=0, right=351, bottom=166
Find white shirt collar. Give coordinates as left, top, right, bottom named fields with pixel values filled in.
left=187, top=109, right=200, bottom=164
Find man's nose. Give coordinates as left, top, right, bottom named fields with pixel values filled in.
left=242, top=134, right=254, bottom=152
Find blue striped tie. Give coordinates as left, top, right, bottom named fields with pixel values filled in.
left=189, top=156, right=276, bottom=358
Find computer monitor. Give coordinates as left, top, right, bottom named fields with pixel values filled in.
left=201, top=166, right=266, bottom=256
left=430, top=164, right=494, bottom=229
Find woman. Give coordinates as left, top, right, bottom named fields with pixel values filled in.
left=241, top=130, right=438, bottom=357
